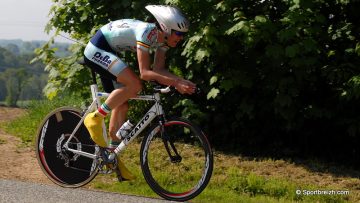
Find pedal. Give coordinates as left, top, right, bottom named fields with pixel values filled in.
left=97, top=147, right=118, bottom=174
left=99, top=147, right=116, bottom=164
left=97, top=159, right=118, bottom=174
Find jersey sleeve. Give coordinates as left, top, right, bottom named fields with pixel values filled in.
left=136, top=24, right=157, bottom=52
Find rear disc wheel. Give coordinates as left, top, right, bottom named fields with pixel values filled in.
left=35, top=107, right=99, bottom=187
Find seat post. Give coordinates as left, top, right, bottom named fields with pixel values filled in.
left=91, top=69, right=97, bottom=85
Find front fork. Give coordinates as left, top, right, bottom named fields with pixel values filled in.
left=159, top=116, right=182, bottom=163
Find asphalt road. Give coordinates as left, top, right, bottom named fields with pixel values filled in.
left=0, top=179, right=176, bottom=203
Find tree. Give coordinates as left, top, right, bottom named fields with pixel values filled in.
left=0, top=47, right=18, bottom=69
left=36, top=0, right=360, bottom=164
left=0, top=78, right=5, bottom=101
left=2, top=68, right=29, bottom=106
left=33, top=0, right=160, bottom=99
left=20, top=74, right=47, bottom=100
left=5, top=44, right=20, bottom=55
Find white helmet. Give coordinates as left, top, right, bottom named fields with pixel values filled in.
left=145, top=5, right=189, bottom=35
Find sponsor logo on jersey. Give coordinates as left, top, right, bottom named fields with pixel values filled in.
left=92, top=52, right=112, bottom=67
left=117, top=23, right=130, bottom=29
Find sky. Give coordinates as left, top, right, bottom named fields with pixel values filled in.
left=0, top=0, right=71, bottom=43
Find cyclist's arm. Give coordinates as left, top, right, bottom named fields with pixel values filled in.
left=137, top=48, right=178, bottom=86
left=152, top=48, right=196, bottom=94
left=152, top=47, right=183, bottom=81
left=137, top=47, right=196, bottom=94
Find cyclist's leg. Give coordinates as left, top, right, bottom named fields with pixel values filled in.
left=83, top=32, right=135, bottom=147
left=95, top=80, right=131, bottom=148
left=83, top=31, right=137, bottom=180
left=83, top=67, right=140, bottom=147
left=83, top=28, right=141, bottom=110
left=105, top=67, right=142, bottom=109
left=104, top=76, right=139, bottom=181
left=83, top=62, right=137, bottom=180
left=104, top=68, right=141, bottom=143
left=100, top=75, right=138, bottom=181
left=109, top=101, right=129, bottom=142
left=99, top=77, right=129, bottom=143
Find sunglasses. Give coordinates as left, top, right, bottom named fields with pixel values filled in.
left=173, top=31, right=186, bottom=36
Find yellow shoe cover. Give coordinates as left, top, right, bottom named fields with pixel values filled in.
left=117, top=156, right=136, bottom=181
left=84, top=112, right=107, bottom=147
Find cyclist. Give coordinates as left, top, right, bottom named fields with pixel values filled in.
left=83, top=5, right=196, bottom=180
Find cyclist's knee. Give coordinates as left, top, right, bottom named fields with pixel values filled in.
left=127, top=79, right=142, bottom=97
left=133, top=79, right=143, bottom=94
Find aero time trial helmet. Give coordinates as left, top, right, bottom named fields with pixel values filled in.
left=145, top=5, right=189, bottom=36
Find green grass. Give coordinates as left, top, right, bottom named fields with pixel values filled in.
left=1, top=98, right=356, bottom=203
left=86, top=141, right=351, bottom=203
left=1, top=97, right=83, bottom=146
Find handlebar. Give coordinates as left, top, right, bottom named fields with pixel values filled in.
left=150, top=81, right=202, bottom=95
left=153, top=86, right=172, bottom=94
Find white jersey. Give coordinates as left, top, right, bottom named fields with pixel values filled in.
left=84, top=19, right=169, bottom=79
left=100, top=19, right=169, bottom=52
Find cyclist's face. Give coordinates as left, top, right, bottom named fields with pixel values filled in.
left=167, top=30, right=185, bottom=47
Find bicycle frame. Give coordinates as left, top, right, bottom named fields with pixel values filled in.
left=63, top=84, right=166, bottom=159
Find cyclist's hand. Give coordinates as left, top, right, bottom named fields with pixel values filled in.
left=175, top=79, right=196, bottom=95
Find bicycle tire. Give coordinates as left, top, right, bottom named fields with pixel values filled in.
left=35, top=107, right=99, bottom=188
left=140, top=117, right=213, bottom=201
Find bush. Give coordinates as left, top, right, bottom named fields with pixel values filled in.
left=36, top=0, right=360, bottom=165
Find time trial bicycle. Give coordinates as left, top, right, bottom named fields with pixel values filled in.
left=35, top=61, right=213, bottom=202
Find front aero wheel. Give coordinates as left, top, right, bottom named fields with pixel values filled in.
left=140, top=117, right=213, bottom=201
